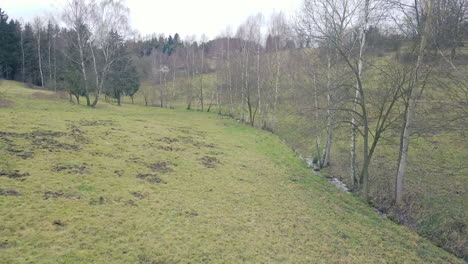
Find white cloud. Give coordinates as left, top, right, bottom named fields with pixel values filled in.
left=0, top=0, right=302, bottom=39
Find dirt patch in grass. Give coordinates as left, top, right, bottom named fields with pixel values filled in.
left=208, top=151, right=224, bottom=156
left=0, top=98, right=15, bottom=107
left=0, top=240, right=17, bottom=249
left=31, top=131, right=67, bottom=137
left=79, top=120, right=115, bottom=126
left=0, top=170, right=30, bottom=179
left=0, top=131, right=28, bottom=139
left=136, top=173, right=166, bottom=184
left=147, top=162, right=176, bottom=173
left=156, top=145, right=184, bottom=152
left=127, top=157, right=142, bottom=164
left=88, top=196, right=106, bottom=206
left=200, top=156, right=220, bottom=168
left=172, top=128, right=190, bottom=134
left=131, top=192, right=146, bottom=199
left=125, top=200, right=138, bottom=207
left=179, top=136, right=216, bottom=149
left=53, top=220, right=65, bottom=226
left=170, top=128, right=207, bottom=138
left=29, top=130, right=79, bottom=152
left=32, top=137, right=79, bottom=152
left=0, top=130, right=66, bottom=139
left=158, top=137, right=179, bottom=144
left=69, top=125, right=88, bottom=142
left=52, top=163, right=89, bottom=174
left=183, top=210, right=199, bottom=217
left=194, top=141, right=216, bottom=148
left=16, top=151, right=34, bottom=159
left=1, top=130, right=78, bottom=156
left=6, top=144, right=34, bottom=159
left=44, top=191, right=64, bottom=200
left=43, top=191, right=79, bottom=200
left=0, top=189, right=21, bottom=196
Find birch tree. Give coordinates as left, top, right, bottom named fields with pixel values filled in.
left=199, top=34, right=207, bottom=111
left=297, top=0, right=401, bottom=199
left=266, top=12, right=290, bottom=131
left=394, top=0, right=435, bottom=205
left=183, top=36, right=197, bottom=110
left=351, top=0, right=371, bottom=186
left=296, top=0, right=353, bottom=168
left=33, top=17, right=44, bottom=87
left=62, top=0, right=93, bottom=106
left=89, top=0, right=132, bottom=107
left=225, top=29, right=234, bottom=116
left=239, top=14, right=263, bottom=126
left=19, top=19, right=25, bottom=82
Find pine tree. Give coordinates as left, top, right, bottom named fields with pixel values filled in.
left=0, top=9, right=21, bottom=80
left=23, top=23, right=40, bottom=85
left=103, top=31, right=140, bottom=105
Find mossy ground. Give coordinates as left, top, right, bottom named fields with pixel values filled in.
left=0, top=81, right=463, bottom=263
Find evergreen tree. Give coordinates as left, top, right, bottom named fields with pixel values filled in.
left=103, top=31, right=140, bottom=105
left=105, top=57, right=140, bottom=105
left=23, top=23, right=40, bottom=85
left=0, top=9, right=21, bottom=79
left=163, top=35, right=174, bottom=55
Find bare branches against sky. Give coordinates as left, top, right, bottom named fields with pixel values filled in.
left=0, top=0, right=302, bottom=38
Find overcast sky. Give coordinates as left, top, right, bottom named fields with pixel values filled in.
left=0, top=0, right=302, bottom=39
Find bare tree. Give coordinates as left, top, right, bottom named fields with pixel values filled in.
left=296, top=0, right=355, bottom=168
left=241, top=14, right=263, bottom=126
left=33, top=17, right=44, bottom=87
left=267, top=12, right=290, bottom=131
left=199, top=34, right=207, bottom=111
left=297, top=0, right=402, bottom=200
left=89, top=0, right=132, bottom=107
left=395, top=0, right=435, bottom=205
left=225, top=28, right=234, bottom=116
left=351, top=0, right=371, bottom=186
left=183, top=35, right=197, bottom=110
left=19, top=19, right=25, bottom=82
left=62, top=0, right=94, bottom=106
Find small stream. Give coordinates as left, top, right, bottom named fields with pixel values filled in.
left=300, top=155, right=388, bottom=218
left=303, top=157, right=351, bottom=193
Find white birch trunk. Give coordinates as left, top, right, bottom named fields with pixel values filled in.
left=256, top=45, right=261, bottom=117
left=76, top=29, right=91, bottom=106
left=272, top=44, right=281, bottom=131
left=48, top=32, right=52, bottom=84
left=351, top=0, right=370, bottom=187
left=395, top=0, right=434, bottom=204
left=200, top=43, right=205, bottom=111
left=37, top=32, right=44, bottom=87
left=226, top=37, right=233, bottom=115
left=313, top=73, right=322, bottom=164
left=322, top=50, right=333, bottom=167
left=20, top=27, right=25, bottom=82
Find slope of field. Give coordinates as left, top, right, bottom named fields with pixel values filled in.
left=0, top=81, right=463, bottom=263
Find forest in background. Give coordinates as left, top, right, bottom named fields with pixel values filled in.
left=0, top=0, right=467, bottom=259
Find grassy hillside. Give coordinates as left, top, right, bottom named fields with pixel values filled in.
left=274, top=54, right=468, bottom=258
left=0, top=80, right=464, bottom=263
left=277, top=108, right=467, bottom=257
left=131, top=60, right=467, bottom=259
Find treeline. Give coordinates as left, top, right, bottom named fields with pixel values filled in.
left=0, top=1, right=140, bottom=107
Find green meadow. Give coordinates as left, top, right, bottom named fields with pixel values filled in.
left=0, top=81, right=463, bottom=263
